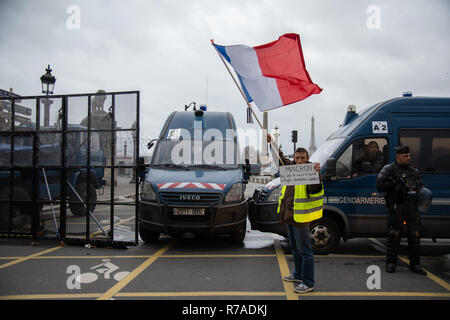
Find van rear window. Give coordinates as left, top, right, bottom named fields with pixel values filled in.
left=400, top=129, right=450, bottom=173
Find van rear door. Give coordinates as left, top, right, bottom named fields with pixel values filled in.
left=398, top=127, right=450, bottom=238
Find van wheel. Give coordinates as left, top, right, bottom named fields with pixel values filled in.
left=69, top=181, right=97, bottom=216
left=310, top=216, right=341, bottom=255
left=230, top=220, right=247, bottom=244
left=139, top=223, right=160, bottom=243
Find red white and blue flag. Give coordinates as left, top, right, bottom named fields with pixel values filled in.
left=213, top=33, right=322, bottom=111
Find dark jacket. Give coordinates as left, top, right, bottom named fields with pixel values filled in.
left=355, top=152, right=385, bottom=175
left=376, top=161, right=423, bottom=208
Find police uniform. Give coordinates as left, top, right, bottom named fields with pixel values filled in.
left=376, top=146, right=426, bottom=275
left=354, top=152, right=385, bottom=175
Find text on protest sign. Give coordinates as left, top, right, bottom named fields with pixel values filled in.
left=279, top=163, right=320, bottom=186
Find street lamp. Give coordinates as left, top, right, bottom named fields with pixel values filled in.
left=40, top=65, right=56, bottom=126
left=40, top=65, right=56, bottom=95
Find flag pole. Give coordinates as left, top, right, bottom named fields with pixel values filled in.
left=211, top=40, right=285, bottom=165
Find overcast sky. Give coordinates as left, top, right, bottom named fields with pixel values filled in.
left=1, top=0, right=449, bottom=158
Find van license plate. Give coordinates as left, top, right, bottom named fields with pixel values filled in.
left=174, top=208, right=205, bottom=216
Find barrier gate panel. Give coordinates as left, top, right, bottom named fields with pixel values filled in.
left=0, top=91, right=140, bottom=247
left=0, top=97, right=38, bottom=238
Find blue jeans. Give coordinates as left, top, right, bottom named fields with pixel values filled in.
left=286, top=224, right=315, bottom=287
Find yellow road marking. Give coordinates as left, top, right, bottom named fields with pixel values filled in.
left=89, top=216, right=135, bottom=238
left=0, top=293, right=101, bottom=300
left=0, top=254, right=387, bottom=260
left=398, top=256, right=450, bottom=291
left=1, top=239, right=447, bottom=300
left=2, top=291, right=449, bottom=300
left=0, top=254, right=275, bottom=260
left=43, top=216, right=136, bottom=239
left=320, top=254, right=384, bottom=258
left=273, top=239, right=298, bottom=300
left=27, top=255, right=153, bottom=259
left=162, top=254, right=275, bottom=258
left=369, top=238, right=450, bottom=291
left=286, top=291, right=450, bottom=297
left=96, top=240, right=175, bottom=300
left=116, top=291, right=450, bottom=298
left=0, top=253, right=389, bottom=260
left=0, top=246, right=62, bottom=270
left=115, top=291, right=289, bottom=298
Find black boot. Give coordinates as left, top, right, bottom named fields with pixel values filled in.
left=408, top=230, right=426, bottom=275
left=386, top=229, right=400, bottom=273
left=410, top=264, right=427, bottom=275
left=386, top=263, right=396, bottom=273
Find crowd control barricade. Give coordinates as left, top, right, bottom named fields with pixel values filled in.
left=0, top=91, right=140, bottom=247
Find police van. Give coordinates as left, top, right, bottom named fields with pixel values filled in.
left=0, top=124, right=106, bottom=230
left=139, top=106, right=252, bottom=243
left=249, top=94, right=450, bottom=254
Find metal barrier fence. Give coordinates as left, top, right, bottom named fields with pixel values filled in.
left=0, top=91, right=140, bottom=247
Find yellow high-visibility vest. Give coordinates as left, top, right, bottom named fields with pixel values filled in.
left=277, top=184, right=324, bottom=223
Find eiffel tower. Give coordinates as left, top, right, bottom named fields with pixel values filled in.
left=308, top=114, right=317, bottom=155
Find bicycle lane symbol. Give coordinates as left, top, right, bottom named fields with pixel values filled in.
left=66, top=259, right=130, bottom=290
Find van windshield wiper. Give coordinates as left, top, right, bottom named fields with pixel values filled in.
left=151, top=164, right=190, bottom=171
left=188, top=164, right=227, bottom=170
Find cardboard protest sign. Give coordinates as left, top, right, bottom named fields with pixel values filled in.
left=279, top=163, right=320, bottom=186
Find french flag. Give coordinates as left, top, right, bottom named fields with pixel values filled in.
left=213, top=33, right=322, bottom=111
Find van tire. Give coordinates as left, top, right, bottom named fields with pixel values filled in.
left=139, top=223, right=160, bottom=243
left=230, top=219, right=247, bottom=244
left=69, top=181, right=97, bottom=216
left=310, top=216, right=341, bottom=255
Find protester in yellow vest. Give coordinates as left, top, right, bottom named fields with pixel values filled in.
left=268, top=134, right=323, bottom=294
left=277, top=181, right=324, bottom=223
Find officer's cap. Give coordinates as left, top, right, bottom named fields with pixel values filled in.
left=395, top=145, right=410, bottom=154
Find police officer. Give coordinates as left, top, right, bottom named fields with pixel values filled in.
left=376, top=145, right=426, bottom=275
left=354, top=141, right=385, bottom=176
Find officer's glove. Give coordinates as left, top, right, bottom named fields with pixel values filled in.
left=382, top=179, right=395, bottom=192
left=394, top=185, right=406, bottom=201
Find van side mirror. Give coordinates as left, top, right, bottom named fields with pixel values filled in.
left=243, top=158, right=251, bottom=181
left=147, top=139, right=157, bottom=150
left=243, top=158, right=260, bottom=180
left=252, top=189, right=262, bottom=202
left=137, top=156, right=149, bottom=182
left=324, top=158, right=337, bottom=179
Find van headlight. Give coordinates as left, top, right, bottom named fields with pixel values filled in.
left=224, top=183, right=243, bottom=203
left=140, top=181, right=156, bottom=201
left=266, top=186, right=281, bottom=202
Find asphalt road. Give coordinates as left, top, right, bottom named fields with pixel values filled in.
left=0, top=182, right=449, bottom=301
left=0, top=220, right=449, bottom=300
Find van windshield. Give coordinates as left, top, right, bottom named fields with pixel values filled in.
left=152, top=139, right=240, bottom=169
left=309, top=137, right=345, bottom=166
left=327, top=102, right=384, bottom=139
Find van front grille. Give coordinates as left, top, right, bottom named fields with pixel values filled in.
left=158, top=192, right=222, bottom=205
